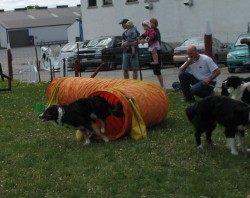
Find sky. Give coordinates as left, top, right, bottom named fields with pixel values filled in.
left=0, top=0, right=81, bottom=11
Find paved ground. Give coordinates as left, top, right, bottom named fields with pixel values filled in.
left=1, top=46, right=250, bottom=89
left=12, top=65, right=250, bottom=89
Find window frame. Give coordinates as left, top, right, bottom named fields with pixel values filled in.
left=88, top=0, right=97, bottom=8
left=126, top=0, right=139, bottom=3
left=103, top=0, right=113, bottom=6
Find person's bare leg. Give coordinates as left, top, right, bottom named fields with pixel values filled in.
left=157, top=74, right=164, bottom=87
left=124, top=70, right=129, bottom=79
left=151, top=49, right=159, bottom=64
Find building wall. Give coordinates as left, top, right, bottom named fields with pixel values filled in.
left=67, top=21, right=80, bottom=43
left=29, top=25, right=69, bottom=45
left=0, top=25, right=69, bottom=48
left=81, top=0, right=250, bottom=44
left=0, top=25, right=8, bottom=48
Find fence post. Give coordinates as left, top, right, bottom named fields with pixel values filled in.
left=35, top=47, right=41, bottom=82
left=63, top=58, right=66, bottom=77
left=7, top=46, right=13, bottom=80
left=204, top=21, right=213, bottom=59
left=74, top=59, right=80, bottom=77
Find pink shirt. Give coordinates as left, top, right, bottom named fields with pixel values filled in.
left=145, top=28, right=157, bottom=45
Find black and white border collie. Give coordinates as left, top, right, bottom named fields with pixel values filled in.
left=39, top=96, right=124, bottom=145
left=186, top=96, right=250, bottom=155
left=221, top=76, right=250, bottom=104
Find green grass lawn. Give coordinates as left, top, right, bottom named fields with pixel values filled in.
left=0, top=81, right=250, bottom=198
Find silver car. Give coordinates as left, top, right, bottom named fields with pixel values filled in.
left=173, top=37, right=229, bottom=66
left=60, top=41, right=87, bottom=69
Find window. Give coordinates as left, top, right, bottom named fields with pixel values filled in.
left=126, top=0, right=139, bottom=4
left=88, top=0, right=97, bottom=7
left=144, top=0, right=159, bottom=2
left=127, top=0, right=138, bottom=2
left=103, top=0, right=112, bottom=5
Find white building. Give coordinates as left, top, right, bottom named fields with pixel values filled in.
left=81, top=0, right=250, bottom=44
left=67, top=21, right=81, bottom=43
left=0, top=6, right=81, bottom=48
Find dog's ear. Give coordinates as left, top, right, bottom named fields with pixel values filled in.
left=226, top=76, right=243, bottom=89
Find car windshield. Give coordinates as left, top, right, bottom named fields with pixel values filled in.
left=87, top=37, right=112, bottom=48
left=235, top=35, right=250, bottom=46
left=182, top=38, right=204, bottom=46
left=61, top=43, right=84, bottom=52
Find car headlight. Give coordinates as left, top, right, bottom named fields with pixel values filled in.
left=227, top=53, right=235, bottom=59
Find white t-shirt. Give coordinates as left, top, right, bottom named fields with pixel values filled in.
left=186, top=54, right=218, bottom=81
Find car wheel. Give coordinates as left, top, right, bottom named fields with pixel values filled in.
left=228, top=67, right=236, bottom=73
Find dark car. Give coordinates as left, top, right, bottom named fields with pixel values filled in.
left=138, top=42, right=174, bottom=66
left=68, top=36, right=174, bottom=70
left=79, top=36, right=123, bottom=69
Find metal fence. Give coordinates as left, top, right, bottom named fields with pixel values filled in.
left=0, top=45, right=127, bottom=82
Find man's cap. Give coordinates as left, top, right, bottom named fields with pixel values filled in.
left=119, top=19, right=129, bottom=24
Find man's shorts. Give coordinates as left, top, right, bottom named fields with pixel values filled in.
left=122, top=52, right=140, bottom=71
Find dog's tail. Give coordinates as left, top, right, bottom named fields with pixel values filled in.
left=110, top=102, right=125, bottom=117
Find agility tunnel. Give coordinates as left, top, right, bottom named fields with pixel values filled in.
left=47, top=77, right=169, bottom=140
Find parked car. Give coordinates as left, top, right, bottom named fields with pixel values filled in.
left=227, top=32, right=250, bottom=73
left=138, top=42, right=174, bottom=66
left=173, top=37, right=229, bottom=66
left=66, top=35, right=174, bottom=70
left=60, top=41, right=89, bottom=69
left=67, top=36, right=123, bottom=70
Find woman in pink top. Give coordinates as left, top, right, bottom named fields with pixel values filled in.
left=141, top=20, right=161, bottom=65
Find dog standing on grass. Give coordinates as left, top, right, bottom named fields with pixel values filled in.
left=39, top=96, right=124, bottom=145
left=186, top=96, right=250, bottom=155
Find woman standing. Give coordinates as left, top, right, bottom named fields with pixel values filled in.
left=140, top=18, right=166, bottom=89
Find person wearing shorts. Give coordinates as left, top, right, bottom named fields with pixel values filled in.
left=150, top=18, right=166, bottom=88
left=119, top=18, right=139, bottom=80
left=140, top=19, right=166, bottom=88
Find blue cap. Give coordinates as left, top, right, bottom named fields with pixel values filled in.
left=119, top=19, right=129, bottom=24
